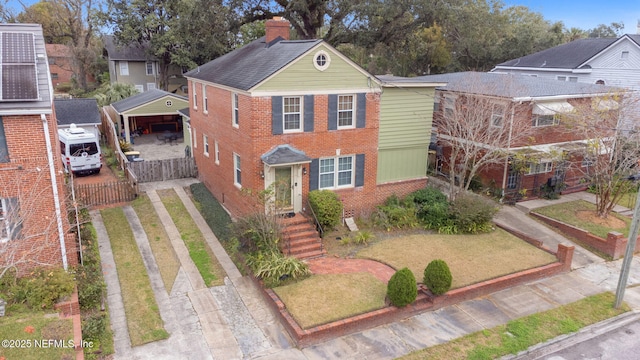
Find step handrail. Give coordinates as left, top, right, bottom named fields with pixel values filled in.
left=306, top=199, right=324, bottom=239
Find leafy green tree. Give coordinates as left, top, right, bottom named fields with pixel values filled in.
left=588, top=22, right=624, bottom=38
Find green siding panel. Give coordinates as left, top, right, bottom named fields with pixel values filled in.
left=254, top=45, right=371, bottom=92
left=377, top=147, right=428, bottom=184
left=379, top=87, right=434, bottom=149
left=126, top=96, right=189, bottom=115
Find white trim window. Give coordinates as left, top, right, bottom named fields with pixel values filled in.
left=232, top=93, right=239, bottom=127
left=145, top=61, right=154, bottom=75
left=119, top=61, right=129, bottom=76
left=528, top=162, right=552, bottom=175
left=491, top=103, right=505, bottom=127
left=319, top=156, right=354, bottom=189
left=147, top=83, right=157, bottom=91
left=214, top=140, right=220, bottom=165
left=202, top=84, right=208, bottom=113
left=338, top=95, right=354, bottom=128
left=621, top=51, right=629, bottom=60
left=0, top=198, right=8, bottom=242
left=234, top=153, right=242, bottom=187
left=557, top=76, right=578, bottom=82
left=192, top=82, right=198, bottom=109
left=533, top=114, right=559, bottom=127
left=203, top=134, right=209, bottom=157
left=134, top=85, right=144, bottom=93
left=283, top=96, right=302, bottom=132
left=313, top=50, right=331, bottom=71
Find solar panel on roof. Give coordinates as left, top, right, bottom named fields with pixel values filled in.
left=0, top=32, right=39, bottom=101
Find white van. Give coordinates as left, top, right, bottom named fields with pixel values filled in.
left=58, top=124, right=102, bottom=175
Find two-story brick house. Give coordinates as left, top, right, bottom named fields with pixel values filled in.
left=0, top=24, right=77, bottom=274
left=422, top=71, right=619, bottom=200
left=185, top=18, right=443, bottom=218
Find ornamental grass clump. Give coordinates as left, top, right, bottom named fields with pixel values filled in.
left=387, top=267, right=417, bottom=307
left=423, top=259, right=453, bottom=295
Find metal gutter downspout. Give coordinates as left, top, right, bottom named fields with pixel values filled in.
left=41, top=114, right=68, bottom=270
left=500, top=104, right=516, bottom=203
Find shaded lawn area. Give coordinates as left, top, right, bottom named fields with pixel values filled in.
left=617, top=191, right=638, bottom=210
left=533, top=200, right=631, bottom=239
left=158, top=189, right=226, bottom=287
left=0, top=309, right=74, bottom=360
left=357, top=228, right=557, bottom=288
left=401, top=292, right=629, bottom=360
left=132, top=194, right=180, bottom=293
left=101, top=207, right=169, bottom=346
left=273, top=273, right=387, bottom=329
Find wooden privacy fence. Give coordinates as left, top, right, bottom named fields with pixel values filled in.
left=128, top=157, right=197, bottom=183
left=74, top=180, right=138, bottom=207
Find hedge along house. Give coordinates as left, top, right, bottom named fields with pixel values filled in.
left=0, top=23, right=77, bottom=274
left=185, top=17, right=444, bottom=219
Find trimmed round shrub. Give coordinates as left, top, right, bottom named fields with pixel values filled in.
left=423, top=259, right=452, bottom=296
left=387, top=267, right=417, bottom=307
left=448, top=194, right=497, bottom=234
left=308, top=190, right=343, bottom=230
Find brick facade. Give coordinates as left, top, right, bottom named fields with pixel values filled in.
left=0, top=114, right=77, bottom=275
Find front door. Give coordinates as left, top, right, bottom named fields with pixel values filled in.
left=275, top=167, right=293, bottom=212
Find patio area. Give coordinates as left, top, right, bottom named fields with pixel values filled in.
left=128, top=133, right=189, bottom=161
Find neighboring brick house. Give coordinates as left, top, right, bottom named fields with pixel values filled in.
left=422, top=72, right=619, bottom=200
left=185, top=18, right=443, bottom=217
left=0, top=24, right=77, bottom=274
left=45, top=43, right=96, bottom=91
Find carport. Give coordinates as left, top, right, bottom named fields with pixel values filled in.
left=107, top=89, right=189, bottom=144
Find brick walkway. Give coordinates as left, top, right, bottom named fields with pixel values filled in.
left=306, top=257, right=397, bottom=283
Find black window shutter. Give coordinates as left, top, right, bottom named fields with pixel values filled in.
left=304, top=95, right=314, bottom=132
left=309, top=158, right=319, bottom=191
left=272, top=96, right=283, bottom=135
left=328, top=95, right=337, bottom=130
left=355, top=154, right=365, bottom=187
left=7, top=197, right=22, bottom=240
left=0, top=117, right=8, bottom=163
left=356, top=93, right=366, bottom=128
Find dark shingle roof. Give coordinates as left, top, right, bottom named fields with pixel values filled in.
left=103, top=35, right=151, bottom=61
left=416, top=72, right=616, bottom=99
left=261, top=144, right=311, bottom=165
left=111, top=89, right=187, bottom=113
left=185, top=37, right=322, bottom=91
left=54, top=98, right=100, bottom=125
left=496, top=34, right=640, bottom=69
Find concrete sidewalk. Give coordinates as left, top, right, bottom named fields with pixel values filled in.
left=94, top=181, right=640, bottom=360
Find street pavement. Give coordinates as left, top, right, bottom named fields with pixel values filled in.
left=92, top=181, right=640, bottom=359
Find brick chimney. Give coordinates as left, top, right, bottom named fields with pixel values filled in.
left=265, top=17, right=290, bottom=43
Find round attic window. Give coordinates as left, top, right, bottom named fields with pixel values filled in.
left=166, top=100, right=173, bottom=107
left=313, top=51, right=331, bottom=71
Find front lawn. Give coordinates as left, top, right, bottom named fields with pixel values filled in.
left=0, top=309, right=74, bottom=360
left=533, top=200, right=631, bottom=239
left=357, top=228, right=557, bottom=288
left=273, top=273, right=386, bottom=329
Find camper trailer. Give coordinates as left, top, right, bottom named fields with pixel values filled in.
left=58, top=124, right=102, bottom=175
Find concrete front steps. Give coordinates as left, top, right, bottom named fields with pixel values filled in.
left=279, top=213, right=326, bottom=260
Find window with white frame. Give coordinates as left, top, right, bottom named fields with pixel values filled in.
left=283, top=96, right=302, bottom=131
left=147, top=83, right=157, bottom=91
left=338, top=95, right=354, bottom=128
left=203, top=134, right=209, bottom=156
left=145, top=61, right=154, bottom=75
left=192, top=82, right=198, bottom=109
left=134, top=85, right=144, bottom=93
left=621, top=51, right=629, bottom=60
left=202, top=84, right=208, bottom=113
left=233, top=93, right=239, bottom=127
left=557, top=76, right=578, bottom=82
left=234, top=153, right=241, bottom=186
left=491, top=103, right=505, bottom=127
left=0, top=198, right=8, bottom=242
left=119, top=61, right=129, bottom=76
left=533, top=114, right=559, bottom=127
left=319, top=156, right=354, bottom=189
left=507, top=172, right=518, bottom=189
left=528, top=162, right=552, bottom=175
left=214, top=140, right=219, bottom=164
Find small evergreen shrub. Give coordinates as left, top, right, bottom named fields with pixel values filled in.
left=308, top=190, right=343, bottom=230
left=447, top=194, right=497, bottom=234
left=387, top=267, right=417, bottom=307
left=423, top=259, right=452, bottom=295
left=411, top=187, right=448, bottom=207
left=373, top=194, right=418, bottom=230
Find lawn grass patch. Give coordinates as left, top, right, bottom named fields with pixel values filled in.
left=617, top=191, right=637, bottom=210
left=357, top=228, right=557, bottom=288
left=401, top=292, right=629, bottom=360
left=273, top=273, right=386, bottom=329
left=132, top=194, right=180, bottom=293
left=533, top=200, right=630, bottom=239
left=158, top=189, right=226, bottom=287
left=100, top=207, right=168, bottom=346
left=0, top=309, right=74, bottom=360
